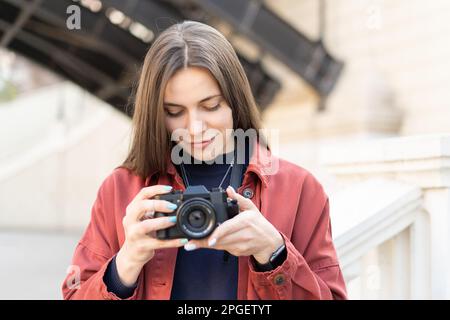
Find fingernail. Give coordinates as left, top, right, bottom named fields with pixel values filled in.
left=228, top=186, right=235, bottom=193
left=168, top=216, right=177, bottom=223
left=180, top=238, right=189, bottom=245
left=167, top=203, right=178, bottom=210
left=184, top=243, right=197, bottom=251
left=208, top=238, right=217, bottom=247
left=164, top=186, right=173, bottom=191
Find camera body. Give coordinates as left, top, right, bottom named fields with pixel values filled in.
left=154, top=185, right=239, bottom=240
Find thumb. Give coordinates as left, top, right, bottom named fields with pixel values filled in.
left=226, top=186, right=257, bottom=211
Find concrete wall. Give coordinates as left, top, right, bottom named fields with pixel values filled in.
left=262, top=0, right=450, bottom=175
left=0, top=82, right=131, bottom=232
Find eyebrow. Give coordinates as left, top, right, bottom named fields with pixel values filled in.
left=163, top=94, right=222, bottom=107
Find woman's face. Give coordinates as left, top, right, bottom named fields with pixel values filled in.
left=164, top=67, right=234, bottom=162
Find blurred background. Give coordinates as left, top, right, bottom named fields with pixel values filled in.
left=1, top=0, right=449, bottom=299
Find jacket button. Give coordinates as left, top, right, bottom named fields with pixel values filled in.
left=242, top=188, right=254, bottom=199
left=273, top=274, right=285, bottom=286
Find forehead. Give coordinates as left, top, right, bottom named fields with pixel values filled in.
left=164, top=67, right=221, bottom=103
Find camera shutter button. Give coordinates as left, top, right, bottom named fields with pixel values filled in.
left=242, top=188, right=254, bottom=199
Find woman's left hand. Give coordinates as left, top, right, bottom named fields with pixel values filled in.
left=184, top=186, right=285, bottom=264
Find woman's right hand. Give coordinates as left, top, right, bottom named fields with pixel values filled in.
left=115, top=185, right=187, bottom=286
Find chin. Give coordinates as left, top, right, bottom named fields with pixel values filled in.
left=178, top=139, right=232, bottom=163
left=191, top=145, right=221, bottom=162
left=191, top=149, right=217, bottom=162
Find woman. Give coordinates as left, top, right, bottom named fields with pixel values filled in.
left=62, top=21, right=347, bottom=300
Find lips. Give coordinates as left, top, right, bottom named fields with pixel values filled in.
left=190, top=136, right=215, bottom=149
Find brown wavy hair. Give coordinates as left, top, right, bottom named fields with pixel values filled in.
left=121, top=21, right=266, bottom=179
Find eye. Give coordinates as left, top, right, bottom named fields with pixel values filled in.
left=204, top=104, right=221, bottom=111
left=165, top=109, right=184, bottom=117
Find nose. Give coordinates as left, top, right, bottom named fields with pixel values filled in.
left=187, top=111, right=205, bottom=138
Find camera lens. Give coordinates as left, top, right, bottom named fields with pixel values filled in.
left=177, top=198, right=216, bottom=239
left=187, top=210, right=206, bottom=228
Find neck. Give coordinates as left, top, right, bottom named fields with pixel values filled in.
left=182, top=149, right=235, bottom=166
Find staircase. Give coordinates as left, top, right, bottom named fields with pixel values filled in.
left=323, top=134, right=450, bottom=299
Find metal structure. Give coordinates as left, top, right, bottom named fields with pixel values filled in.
left=0, top=0, right=343, bottom=115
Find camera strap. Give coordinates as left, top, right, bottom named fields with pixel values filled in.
left=229, top=160, right=244, bottom=191
left=223, top=147, right=247, bottom=263
left=223, top=163, right=243, bottom=263
left=228, top=137, right=250, bottom=191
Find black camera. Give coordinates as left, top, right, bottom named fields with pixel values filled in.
left=154, top=185, right=239, bottom=240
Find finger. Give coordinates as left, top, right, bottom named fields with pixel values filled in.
left=129, top=199, right=178, bottom=222
left=226, top=186, right=257, bottom=211
left=184, top=237, right=210, bottom=250
left=135, top=216, right=177, bottom=236
left=186, top=212, right=252, bottom=249
left=135, top=185, right=173, bottom=201
left=213, top=229, right=251, bottom=248
left=140, top=199, right=178, bottom=219
left=208, top=210, right=253, bottom=244
left=153, top=237, right=189, bottom=249
left=138, top=237, right=188, bottom=251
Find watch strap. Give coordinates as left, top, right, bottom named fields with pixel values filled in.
left=253, top=243, right=287, bottom=272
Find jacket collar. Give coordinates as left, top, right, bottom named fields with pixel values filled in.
left=144, top=140, right=273, bottom=188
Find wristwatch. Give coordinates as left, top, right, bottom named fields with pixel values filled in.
left=252, top=243, right=287, bottom=272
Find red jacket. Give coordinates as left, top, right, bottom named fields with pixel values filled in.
left=62, top=142, right=347, bottom=300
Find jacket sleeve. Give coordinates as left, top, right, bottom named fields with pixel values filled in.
left=248, top=174, right=348, bottom=300
left=61, top=178, right=142, bottom=300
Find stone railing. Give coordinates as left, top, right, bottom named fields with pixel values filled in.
left=321, top=134, right=450, bottom=299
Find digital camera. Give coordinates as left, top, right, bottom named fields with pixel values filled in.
left=154, top=185, right=239, bottom=240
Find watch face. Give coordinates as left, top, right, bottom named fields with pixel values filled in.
left=270, top=244, right=287, bottom=265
